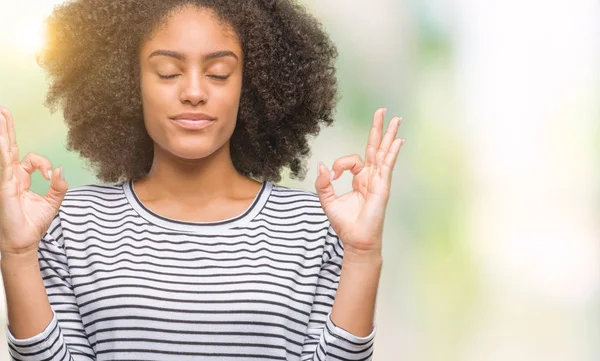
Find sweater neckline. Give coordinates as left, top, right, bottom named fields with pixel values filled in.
left=122, top=179, right=272, bottom=233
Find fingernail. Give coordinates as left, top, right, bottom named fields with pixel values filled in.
left=47, top=169, right=52, bottom=181
left=330, top=172, right=335, bottom=181
left=59, top=166, right=64, bottom=181
left=317, top=162, right=323, bottom=176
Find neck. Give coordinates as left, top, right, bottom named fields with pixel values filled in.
left=137, top=140, right=252, bottom=204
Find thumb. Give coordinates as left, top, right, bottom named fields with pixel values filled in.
left=315, top=162, right=336, bottom=208
left=44, top=167, right=68, bottom=210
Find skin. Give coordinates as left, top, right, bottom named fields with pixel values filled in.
left=133, top=6, right=263, bottom=222
left=0, top=5, right=404, bottom=340
left=316, top=108, right=404, bottom=336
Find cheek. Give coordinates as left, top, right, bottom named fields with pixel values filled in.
left=141, top=78, right=168, bottom=114
left=220, top=79, right=243, bottom=116
left=139, top=79, right=170, bottom=144
left=140, top=77, right=177, bottom=138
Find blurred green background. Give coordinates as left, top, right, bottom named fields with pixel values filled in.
left=0, top=0, right=599, bottom=360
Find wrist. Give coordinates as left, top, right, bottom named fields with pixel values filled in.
left=342, top=247, right=383, bottom=266
left=1, top=249, right=40, bottom=271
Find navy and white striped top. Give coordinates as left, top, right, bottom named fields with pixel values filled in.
left=6, top=180, right=376, bottom=361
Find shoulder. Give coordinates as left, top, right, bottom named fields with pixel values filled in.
left=269, top=182, right=319, bottom=198
left=264, top=182, right=331, bottom=228
left=59, top=181, right=128, bottom=211
left=43, top=181, right=127, bottom=242
left=65, top=181, right=126, bottom=195
left=268, top=184, right=342, bottom=257
left=268, top=183, right=323, bottom=209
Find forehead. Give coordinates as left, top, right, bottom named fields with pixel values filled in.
left=141, top=6, right=241, bottom=57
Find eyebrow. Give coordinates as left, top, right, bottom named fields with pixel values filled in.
left=148, top=49, right=239, bottom=62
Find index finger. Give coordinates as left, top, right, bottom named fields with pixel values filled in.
left=331, top=154, right=365, bottom=181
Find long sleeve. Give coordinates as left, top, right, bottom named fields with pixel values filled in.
left=300, top=225, right=376, bottom=361
left=5, top=214, right=96, bottom=361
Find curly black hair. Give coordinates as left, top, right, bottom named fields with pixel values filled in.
left=38, top=0, right=338, bottom=183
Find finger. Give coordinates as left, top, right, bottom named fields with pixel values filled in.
left=19, top=153, right=54, bottom=194
left=365, top=108, right=386, bottom=167
left=375, top=116, right=402, bottom=166
left=1, top=108, right=19, bottom=164
left=382, top=138, right=405, bottom=181
left=0, top=110, right=14, bottom=182
left=21, top=153, right=53, bottom=180
left=315, top=161, right=337, bottom=209
left=18, top=153, right=53, bottom=193
left=330, top=154, right=365, bottom=181
left=44, top=166, right=68, bottom=211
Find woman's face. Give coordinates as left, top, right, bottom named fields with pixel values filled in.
left=139, top=6, right=243, bottom=161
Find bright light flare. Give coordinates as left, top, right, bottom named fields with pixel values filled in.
left=13, top=21, right=47, bottom=55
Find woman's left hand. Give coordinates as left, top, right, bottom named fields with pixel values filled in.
left=315, top=107, right=404, bottom=261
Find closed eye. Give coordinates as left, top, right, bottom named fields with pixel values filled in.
left=158, top=74, right=180, bottom=79
left=208, top=75, right=230, bottom=80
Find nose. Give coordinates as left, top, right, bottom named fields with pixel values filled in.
left=179, top=71, right=208, bottom=105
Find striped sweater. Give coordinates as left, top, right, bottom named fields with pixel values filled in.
left=5, top=180, right=376, bottom=360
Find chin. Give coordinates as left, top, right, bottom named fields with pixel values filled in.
left=162, top=140, right=223, bottom=161
left=168, top=147, right=214, bottom=161
left=150, top=127, right=230, bottom=161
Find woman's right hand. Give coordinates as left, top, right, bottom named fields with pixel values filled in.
left=0, top=107, right=69, bottom=256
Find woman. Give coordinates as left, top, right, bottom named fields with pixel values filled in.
left=0, top=0, right=404, bottom=360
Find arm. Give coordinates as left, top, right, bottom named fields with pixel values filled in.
left=330, top=248, right=381, bottom=338
left=2, top=251, right=54, bottom=340
left=3, top=215, right=96, bottom=361
left=300, top=225, right=377, bottom=361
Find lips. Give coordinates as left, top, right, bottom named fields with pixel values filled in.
left=170, top=112, right=216, bottom=121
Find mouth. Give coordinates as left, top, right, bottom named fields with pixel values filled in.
left=171, top=118, right=215, bottom=130
left=169, top=112, right=217, bottom=130
left=170, top=112, right=216, bottom=121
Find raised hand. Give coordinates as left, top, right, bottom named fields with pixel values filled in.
left=315, top=108, right=404, bottom=261
left=0, top=107, right=68, bottom=256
